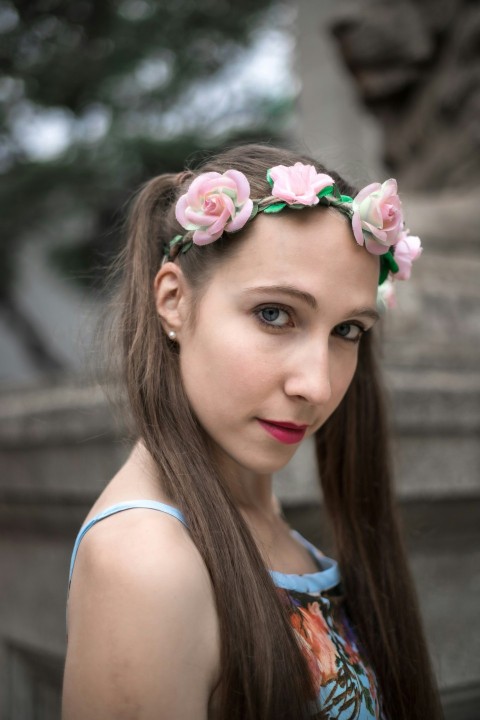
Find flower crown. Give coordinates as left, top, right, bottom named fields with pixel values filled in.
left=164, top=162, right=422, bottom=289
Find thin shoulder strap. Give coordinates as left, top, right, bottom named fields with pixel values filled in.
left=68, top=500, right=187, bottom=585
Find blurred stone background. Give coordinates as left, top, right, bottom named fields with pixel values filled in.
left=0, top=0, right=479, bottom=718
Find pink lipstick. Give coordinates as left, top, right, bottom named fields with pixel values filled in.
left=257, top=419, right=308, bottom=445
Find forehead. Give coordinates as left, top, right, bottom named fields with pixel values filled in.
left=209, top=208, right=379, bottom=307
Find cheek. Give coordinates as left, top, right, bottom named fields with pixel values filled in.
left=180, top=321, right=269, bottom=412
left=329, top=348, right=359, bottom=409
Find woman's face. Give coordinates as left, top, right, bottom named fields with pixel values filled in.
left=178, top=208, right=379, bottom=479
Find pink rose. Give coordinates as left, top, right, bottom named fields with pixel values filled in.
left=394, top=232, right=422, bottom=280
left=269, top=162, right=334, bottom=206
left=175, top=169, right=253, bottom=245
left=352, top=179, right=404, bottom=255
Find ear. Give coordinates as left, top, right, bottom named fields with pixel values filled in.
left=153, top=262, right=190, bottom=340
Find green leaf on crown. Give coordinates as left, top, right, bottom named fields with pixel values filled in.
left=379, top=250, right=399, bottom=285
left=266, top=169, right=274, bottom=187
left=383, top=250, right=399, bottom=274
left=181, top=240, right=193, bottom=253
left=317, top=186, right=334, bottom=199
left=263, top=202, right=287, bottom=214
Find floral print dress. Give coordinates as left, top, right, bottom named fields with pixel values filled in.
left=271, top=530, right=384, bottom=719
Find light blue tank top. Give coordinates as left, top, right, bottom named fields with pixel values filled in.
left=68, top=499, right=340, bottom=593
left=68, top=500, right=383, bottom=718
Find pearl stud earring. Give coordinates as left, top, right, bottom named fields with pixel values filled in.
left=168, top=330, right=177, bottom=340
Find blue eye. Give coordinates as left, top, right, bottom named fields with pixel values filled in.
left=256, top=305, right=292, bottom=329
left=262, top=308, right=281, bottom=323
left=334, top=323, right=363, bottom=342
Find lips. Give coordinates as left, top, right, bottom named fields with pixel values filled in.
left=257, top=419, right=308, bottom=445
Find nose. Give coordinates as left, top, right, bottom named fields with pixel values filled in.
left=283, top=337, right=333, bottom=406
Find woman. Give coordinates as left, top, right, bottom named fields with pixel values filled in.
left=62, top=144, right=441, bottom=719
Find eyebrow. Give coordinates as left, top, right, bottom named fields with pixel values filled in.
left=241, top=284, right=380, bottom=323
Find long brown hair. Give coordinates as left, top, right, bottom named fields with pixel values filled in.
left=112, top=144, right=442, bottom=719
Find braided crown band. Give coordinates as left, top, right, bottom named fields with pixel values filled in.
left=163, top=163, right=422, bottom=290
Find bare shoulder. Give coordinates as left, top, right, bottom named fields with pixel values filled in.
left=69, top=505, right=212, bottom=606
left=64, top=506, right=220, bottom=720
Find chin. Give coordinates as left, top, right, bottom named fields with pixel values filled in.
left=238, top=450, right=300, bottom=477
left=210, top=434, right=302, bottom=478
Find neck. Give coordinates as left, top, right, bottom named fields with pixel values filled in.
left=211, top=449, right=283, bottom=532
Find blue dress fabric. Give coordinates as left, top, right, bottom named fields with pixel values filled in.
left=68, top=500, right=383, bottom=719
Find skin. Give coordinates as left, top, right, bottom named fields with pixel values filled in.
left=62, top=207, right=379, bottom=720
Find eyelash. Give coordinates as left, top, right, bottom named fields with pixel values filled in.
left=253, top=304, right=367, bottom=343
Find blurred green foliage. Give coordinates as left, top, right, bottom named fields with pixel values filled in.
left=0, top=0, right=293, bottom=297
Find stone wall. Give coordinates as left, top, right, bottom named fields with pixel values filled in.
left=0, top=385, right=127, bottom=719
